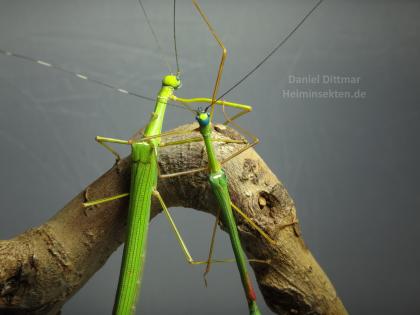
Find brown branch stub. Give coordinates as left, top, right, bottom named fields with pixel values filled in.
left=0, top=123, right=348, bottom=315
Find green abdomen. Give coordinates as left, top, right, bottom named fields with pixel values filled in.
left=113, top=145, right=157, bottom=315
left=208, top=170, right=258, bottom=307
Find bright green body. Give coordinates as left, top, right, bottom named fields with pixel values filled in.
left=197, top=115, right=261, bottom=315
left=113, top=76, right=180, bottom=315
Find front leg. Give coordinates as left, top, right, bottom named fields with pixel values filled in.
left=95, top=136, right=131, bottom=162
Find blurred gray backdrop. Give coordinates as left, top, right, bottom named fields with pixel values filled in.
left=0, top=0, right=419, bottom=314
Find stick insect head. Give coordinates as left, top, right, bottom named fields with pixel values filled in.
left=195, top=109, right=210, bottom=127
left=162, top=74, right=182, bottom=89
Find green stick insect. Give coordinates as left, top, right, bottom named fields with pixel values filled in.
left=0, top=0, right=323, bottom=313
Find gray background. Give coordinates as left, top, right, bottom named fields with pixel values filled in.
left=0, top=0, right=419, bottom=314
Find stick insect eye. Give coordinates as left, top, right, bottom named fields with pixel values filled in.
left=195, top=112, right=210, bottom=127
left=162, top=74, right=182, bottom=89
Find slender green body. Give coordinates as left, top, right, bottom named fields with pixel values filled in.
left=113, top=145, right=155, bottom=314
left=196, top=113, right=261, bottom=315
left=113, top=75, right=180, bottom=315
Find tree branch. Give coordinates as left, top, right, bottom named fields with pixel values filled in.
left=0, top=123, right=348, bottom=315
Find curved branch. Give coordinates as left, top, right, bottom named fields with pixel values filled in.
left=0, top=123, right=348, bottom=315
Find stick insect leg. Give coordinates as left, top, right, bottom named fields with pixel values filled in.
left=159, top=134, right=256, bottom=179
left=152, top=190, right=266, bottom=266
left=203, top=208, right=221, bottom=286
left=158, top=134, right=246, bottom=178
left=231, top=202, right=276, bottom=245
left=169, top=95, right=257, bottom=150
left=96, top=130, right=204, bottom=162
left=231, top=202, right=299, bottom=245
left=192, top=0, right=226, bottom=122
left=95, top=136, right=131, bottom=161
left=202, top=204, right=275, bottom=286
left=83, top=193, right=129, bottom=207
left=160, top=136, right=246, bottom=148
left=84, top=136, right=131, bottom=208
left=152, top=190, right=228, bottom=265
left=162, top=96, right=260, bottom=178
left=82, top=189, right=284, bottom=248
left=131, top=128, right=200, bottom=144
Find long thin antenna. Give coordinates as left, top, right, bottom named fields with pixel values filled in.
left=137, top=0, right=173, bottom=73
left=217, top=0, right=324, bottom=100
left=0, top=49, right=154, bottom=101
left=0, top=49, right=195, bottom=113
left=173, top=0, right=180, bottom=75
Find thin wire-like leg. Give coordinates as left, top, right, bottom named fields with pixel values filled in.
left=192, top=0, right=227, bottom=121
left=158, top=134, right=247, bottom=179
left=190, top=0, right=261, bottom=173
left=131, top=128, right=199, bottom=144
left=81, top=183, right=276, bottom=265
left=159, top=134, right=257, bottom=179
left=231, top=202, right=299, bottom=245
left=152, top=190, right=266, bottom=266
left=160, top=94, right=259, bottom=178
left=95, top=136, right=131, bottom=161
left=169, top=95, right=252, bottom=113
left=169, top=94, right=257, bottom=153
left=160, top=136, right=246, bottom=148
left=83, top=193, right=129, bottom=207
left=203, top=208, right=221, bottom=286
left=231, top=202, right=276, bottom=245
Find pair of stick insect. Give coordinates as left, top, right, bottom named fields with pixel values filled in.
left=0, top=0, right=323, bottom=313
left=81, top=1, right=276, bottom=313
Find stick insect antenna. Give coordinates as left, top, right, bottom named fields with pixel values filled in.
left=173, top=0, right=180, bottom=76
left=137, top=0, right=173, bottom=74
left=217, top=0, right=324, bottom=101
left=0, top=49, right=195, bottom=113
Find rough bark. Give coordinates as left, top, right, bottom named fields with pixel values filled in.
left=0, top=123, right=348, bottom=315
